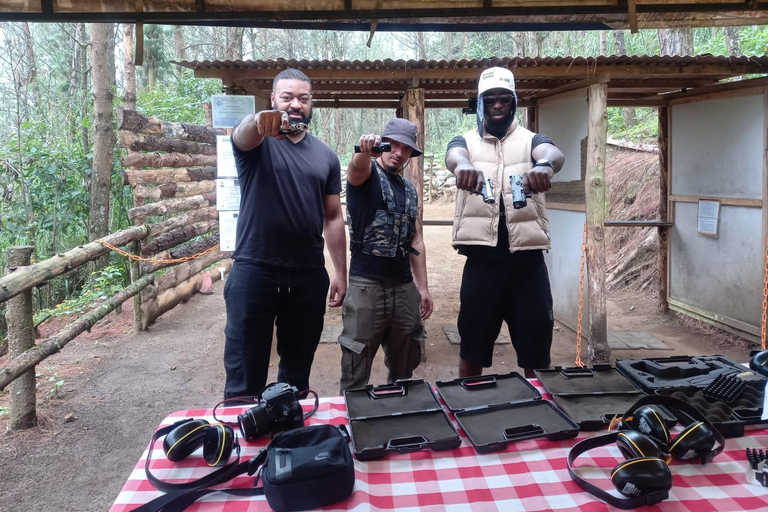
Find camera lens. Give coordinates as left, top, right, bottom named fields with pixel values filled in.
left=237, top=404, right=271, bottom=440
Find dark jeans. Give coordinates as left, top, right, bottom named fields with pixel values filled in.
left=223, top=261, right=330, bottom=399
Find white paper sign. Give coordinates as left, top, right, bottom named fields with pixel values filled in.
left=697, top=199, right=720, bottom=237
left=216, top=179, right=241, bottom=211
left=219, top=211, right=239, bottom=252
left=211, top=95, right=255, bottom=129
left=216, top=135, right=238, bottom=178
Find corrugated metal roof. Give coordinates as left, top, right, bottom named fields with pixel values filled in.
left=174, top=55, right=768, bottom=71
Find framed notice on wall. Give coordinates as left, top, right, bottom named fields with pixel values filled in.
left=211, top=95, right=255, bottom=129
left=697, top=199, right=720, bottom=237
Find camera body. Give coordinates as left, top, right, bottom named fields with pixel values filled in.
left=238, top=382, right=304, bottom=440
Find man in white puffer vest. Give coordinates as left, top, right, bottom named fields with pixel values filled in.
left=445, top=66, right=565, bottom=379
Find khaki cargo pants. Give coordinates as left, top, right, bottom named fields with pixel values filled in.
left=339, top=275, right=426, bottom=393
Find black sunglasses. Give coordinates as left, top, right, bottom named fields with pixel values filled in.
left=484, top=95, right=514, bottom=105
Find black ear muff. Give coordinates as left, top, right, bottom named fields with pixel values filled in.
left=203, top=424, right=236, bottom=467
left=629, top=406, right=670, bottom=450
left=611, top=457, right=673, bottom=497
left=163, top=419, right=211, bottom=462
left=616, top=431, right=665, bottom=460
left=668, top=421, right=716, bottom=461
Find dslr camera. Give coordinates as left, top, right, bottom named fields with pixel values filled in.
left=238, top=382, right=304, bottom=440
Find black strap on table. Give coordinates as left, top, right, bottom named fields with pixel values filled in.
left=567, top=432, right=669, bottom=510
left=129, top=419, right=267, bottom=512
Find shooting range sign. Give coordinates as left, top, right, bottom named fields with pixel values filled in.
left=211, top=94, right=255, bottom=129
left=219, top=211, right=239, bottom=252
left=216, top=179, right=241, bottom=211
left=697, top=199, right=720, bottom=237
left=216, top=135, right=237, bottom=178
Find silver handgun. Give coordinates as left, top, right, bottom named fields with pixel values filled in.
left=473, top=178, right=495, bottom=204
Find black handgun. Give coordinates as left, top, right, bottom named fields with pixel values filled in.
left=510, top=174, right=533, bottom=209
left=353, top=142, right=392, bottom=154
left=472, top=178, right=495, bottom=204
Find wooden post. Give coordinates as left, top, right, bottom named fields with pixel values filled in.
left=402, top=88, right=425, bottom=227
left=585, top=83, right=610, bottom=364
left=130, top=240, right=144, bottom=331
left=657, top=106, right=670, bottom=313
left=426, top=155, right=434, bottom=203
left=6, top=246, right=37, bottom=430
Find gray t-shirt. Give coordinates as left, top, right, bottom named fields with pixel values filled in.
left=231, top=132, right=341, bottom=269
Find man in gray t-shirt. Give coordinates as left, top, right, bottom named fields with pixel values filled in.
left=223, top=68, right=347, bottom=399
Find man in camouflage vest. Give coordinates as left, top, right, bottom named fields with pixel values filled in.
left=339, top=118, right=433, bottom=392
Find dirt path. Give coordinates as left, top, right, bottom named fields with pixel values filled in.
left=0, top=201, right=753, bottom=512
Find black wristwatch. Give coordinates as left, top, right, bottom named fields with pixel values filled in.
left=533, top=158, right=554, bottom=170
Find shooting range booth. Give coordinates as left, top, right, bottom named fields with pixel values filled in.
left=177, top=55, right=768, bottom=355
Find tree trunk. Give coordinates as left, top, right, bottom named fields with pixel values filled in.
left=141, top=221, right=218, bottom=257
left=724, top=27, right=742, bottom=57
left=141, top=233, right=220, bottom=274
left=5, top=246, right=36, bottom=429
left=174, top=25, right=186, bottom=61
left=445, top=32, right=454, bottom=60
left=658, top=28, right=694, bottom=56
left=134, top=180, right=216, bottom=200
left=122, top=152, right=216, bottom=169
left=89, top=23, right=116, bottom=273
left=118, top=109, right=224, bottom=144
left=586, top=83, right=610, bottom=364
left=122, top=167, right=217, bottom=186
left=657, top=107, right=670, bottom=312
left=0, top=274, right=154, bottom=392
left=21, top=22, right=39, bottom=107
left=613, top=30, right=635, bottom=128
left=128, top=194, right=216, bottom=221
left=118, top=132, right=216, bottom=155
left=225, top=27, right=244, bottom=60
left=145, top=24, right=160, bottom=90
left=78, top=23, right=90, bottom=155
left=0, top=226, right=148, bottom=304
left=148, top=207, right=218, bottom=238
left=123, top=24, right=136, bottom=110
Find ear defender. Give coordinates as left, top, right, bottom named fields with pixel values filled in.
left=163, top=419, right=236, bottom=467
left=616, top=430, right=665, bottom=460
left=611, top=456, right=673, bottom=497
left=667, top=421, right=716, bottom=462
left=629, top=406, right=670, bottom=450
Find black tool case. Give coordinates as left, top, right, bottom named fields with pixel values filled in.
left=435, top=372, right=579, bottom=453
left=657, top=383, right=766, bottom=438
left=344, top=379, right=461, bottom=461
left=615, top=355, right=755, bottom=394
left=535, top=365, right=675, bottom=431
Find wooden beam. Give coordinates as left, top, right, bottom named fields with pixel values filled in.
left=534, top=73, right=610, bottom=101
left=122, top=167, right=217, bottom=186
left=585, top=82, right=610, bottom=365
left=669, top=195, right=762, bottom=207
left=141, top=221, right=217, bottom=257
left=133, top=180, right=216, bottom=200
left=195, top=63, right=768, bottom=82
left=118, top=108, right=224, bottom=144
left=118, top=132, right=216, bottom=155
left=122, top=152, right=217, bottom=168
left=312, top=99, right=534, bottom=109
left=657, top=106, right=669, bottom=313
left=607, top=98, right=667, bottom=107
left=128, top=194, right=216, bottom=221
left=402, top=88, right=425, bottom=228
left=627, top=0, right=638, bottom=34
left=664, top=76, right=768, bottom=103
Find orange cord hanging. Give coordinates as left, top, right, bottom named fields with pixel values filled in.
left=575, top=222, right=588, bottom=367
left=97, top=240, right=221, bottom=265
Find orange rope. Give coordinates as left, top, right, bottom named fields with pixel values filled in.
left=575, top=222, right=588, bottom=367
left=762, top=237, right=768, bottom=350
left=97, top=240, right=221, bottom=265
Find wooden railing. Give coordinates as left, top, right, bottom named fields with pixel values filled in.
left=1, top=110, right=231, bottom=430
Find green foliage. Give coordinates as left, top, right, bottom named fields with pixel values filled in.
left=46, top=265, right=127, bottom=317
left=607, top=107, right=658, bottom=144
left=137, top=73, right=222, bottom=124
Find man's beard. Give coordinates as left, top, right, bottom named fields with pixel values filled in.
left=273, top=102, right=313, bottom=125
left=484, top=112, right=513, bottom=139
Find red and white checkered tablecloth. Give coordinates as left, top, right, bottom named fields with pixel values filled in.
left=110, top=380, right=768, bottom=512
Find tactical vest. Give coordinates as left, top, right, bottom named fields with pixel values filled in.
left=349, top=162, right=419, bottom=258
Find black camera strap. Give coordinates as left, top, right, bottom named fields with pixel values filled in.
left=130, top=419, right=267, bottom=512
left=211, top=389, right=320, bottom=426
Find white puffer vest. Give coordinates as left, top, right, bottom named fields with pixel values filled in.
left=452, top=120, right=551, bottom=251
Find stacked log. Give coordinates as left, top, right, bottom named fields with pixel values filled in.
left=119, top=108, right=230, bottom=329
